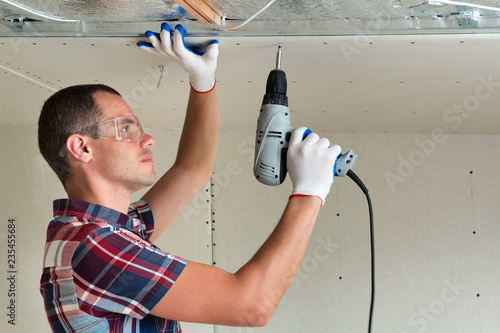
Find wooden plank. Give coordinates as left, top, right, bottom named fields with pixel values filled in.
left=174, top=0, right=223, bottom=25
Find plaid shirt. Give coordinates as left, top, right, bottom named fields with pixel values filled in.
left=40, top=199, right=187, bottom=332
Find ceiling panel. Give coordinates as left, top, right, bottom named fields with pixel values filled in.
left=1, top=33, right=499, bottom=134
left=1, top=1, right=499, bottom=135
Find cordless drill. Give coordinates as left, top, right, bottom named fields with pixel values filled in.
left=253, top=44, right=358, bottom=186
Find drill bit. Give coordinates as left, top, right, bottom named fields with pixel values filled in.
left=276, top=44, right=282, bottom=70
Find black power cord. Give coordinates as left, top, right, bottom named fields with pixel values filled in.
left=347, top=169, right=374, bottom=333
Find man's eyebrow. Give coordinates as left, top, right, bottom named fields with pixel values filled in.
left=121, top=117, right=137, bottom=124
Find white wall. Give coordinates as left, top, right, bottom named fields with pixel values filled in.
left=1, top=126, right=499, bottom=332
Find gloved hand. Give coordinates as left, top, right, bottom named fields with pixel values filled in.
left=287, top=127, right=342, bottom=206
left=137, top=23, right=219, bottom=93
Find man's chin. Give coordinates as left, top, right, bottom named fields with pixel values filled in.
left=135, top=173, right=157, bottom=191
left=145, top=173, right=157, bottom=187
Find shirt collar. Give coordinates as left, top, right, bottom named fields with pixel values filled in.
left=53, top=198, right=138, bottom=231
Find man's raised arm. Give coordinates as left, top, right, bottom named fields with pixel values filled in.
left=138, top=23, right=219, bottom=242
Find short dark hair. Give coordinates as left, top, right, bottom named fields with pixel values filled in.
left=38, top=84, right=121, bottom=186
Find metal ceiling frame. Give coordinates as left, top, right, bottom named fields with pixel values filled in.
left=2, top=15, right=500, bottom=38
left=2, top=0, right=500, bottom=37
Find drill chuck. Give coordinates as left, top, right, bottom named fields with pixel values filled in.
left=262, top=69, right=288, bottom=107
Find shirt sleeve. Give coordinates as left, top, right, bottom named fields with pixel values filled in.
left=71, top=226, right=187, bottom=319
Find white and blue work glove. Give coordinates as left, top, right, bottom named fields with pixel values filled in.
left=287, top=127, right=342, bottom=206
left=137, top=23, right=219, bottom=93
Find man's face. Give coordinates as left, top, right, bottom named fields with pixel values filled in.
left=90, top=92, right=156, bottom=193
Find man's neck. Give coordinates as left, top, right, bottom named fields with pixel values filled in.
left=65, top=180, right=132, bottom=215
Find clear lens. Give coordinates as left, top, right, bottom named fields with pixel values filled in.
left=96, top=116, right=143, bottom=142
left=116, top=116, right=143, bottom=142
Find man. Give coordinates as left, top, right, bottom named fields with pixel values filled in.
left=38, top=23, right=341, bottom=332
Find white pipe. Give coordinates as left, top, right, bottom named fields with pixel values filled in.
left=224, top=0, right=277, bottom=30
left=429, top=0, right=500, bottom=12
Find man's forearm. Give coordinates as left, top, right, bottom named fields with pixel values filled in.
left=174, top=87, right=219, bottom=178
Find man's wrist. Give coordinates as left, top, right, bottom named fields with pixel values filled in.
left=288, top=194, right=323, bottom=207
left=190, top=77, right=216, bottom=94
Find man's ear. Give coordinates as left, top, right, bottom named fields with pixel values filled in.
left=66, top=134, right=92, bottom=162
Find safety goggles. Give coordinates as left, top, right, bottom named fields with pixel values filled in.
left=59, top=116, right=144, bottom=157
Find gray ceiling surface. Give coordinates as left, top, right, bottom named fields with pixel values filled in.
left=1, top=2, right=500, bottom=134
left=2, top=0, right=500, bottom=36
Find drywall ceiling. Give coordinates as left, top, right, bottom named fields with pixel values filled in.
left=1, top=32, right=500, bottom=134
left=0, top=1, right=499, bottom=134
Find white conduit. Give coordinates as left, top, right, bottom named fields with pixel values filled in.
left=429, top=0, right=500, bottom=12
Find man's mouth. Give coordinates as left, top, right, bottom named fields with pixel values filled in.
left=141, top=155, right=154, bottom=163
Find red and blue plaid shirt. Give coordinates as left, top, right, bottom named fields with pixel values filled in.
left=40, top=199, right=187, bottom=332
